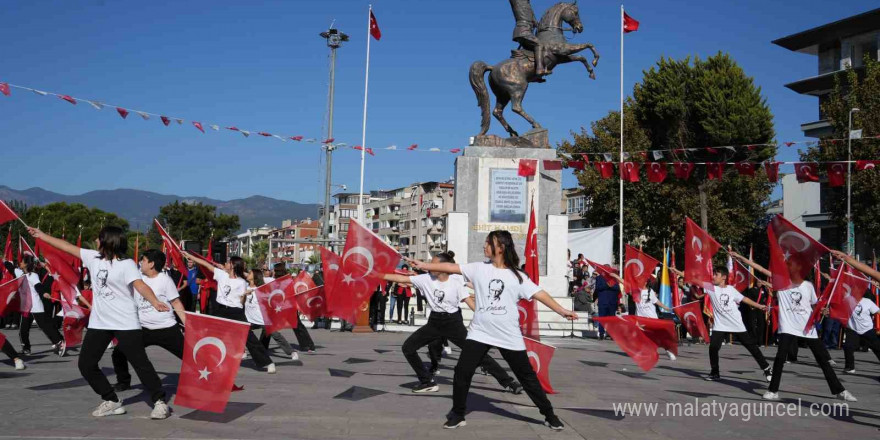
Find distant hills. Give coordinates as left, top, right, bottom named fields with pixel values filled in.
left=0, top=185, right=321, bottom=232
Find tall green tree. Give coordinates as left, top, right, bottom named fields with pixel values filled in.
left=0, top=202, right=128, bottom=254
left=147, top=201, right=240, bottom=248
left=801, top=56, right=880, bottom=252
left=560, top=53, right=776, bottom=263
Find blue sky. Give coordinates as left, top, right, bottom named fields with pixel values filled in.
left=0, top=0, right=870, bottom=203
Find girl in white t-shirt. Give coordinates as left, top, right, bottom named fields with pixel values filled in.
left=407, top=230, right=577, bottom=431
left=16, top=253, right=64, bottom=355
left=185, top=252, right=276, bottom=373
left=244, top=269, right=297, bottom=361
left=28, top=226, right=172, bottom=419
left=382, top=251, right=523, bottom=394
left=732, top=250, right=855, bottom=402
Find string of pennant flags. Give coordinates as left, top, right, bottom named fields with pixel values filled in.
left=0, top=80, right=877, bottom=162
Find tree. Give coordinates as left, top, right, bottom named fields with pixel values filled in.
left=251, top=240, right=269, bottom=269
left=801, top=56, right=880, bottom=252
left=148, top=201, right=240, bottom=248
left=560, top=53, right=776, bottom=263
left=1, top=202, right=129, bottom=254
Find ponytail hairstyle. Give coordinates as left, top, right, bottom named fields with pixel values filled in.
left=229, top=256, right=247, bottom=279
left=22, top=254, right=36, bottom=274
left=436, top=250, right=456, bottom=264
left=486, top=230, right=523, bottom=283
left=97, top=226, right=128, bottom=260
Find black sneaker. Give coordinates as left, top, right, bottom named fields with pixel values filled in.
left=478, top=366, right=490, bottom=376
left=505, top=381, right=524, bottom=395
left=443, top=413, right=466, bottom=429
left=113, top=382, right=131, bottom=392
left=545, top=415, right=564, bottom=431
left=413, top=381, right=439, bottom=393
left=704, top=373, right=720, bottom=381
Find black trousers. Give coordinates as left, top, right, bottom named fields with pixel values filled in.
left=78, top=328, right=166, bottom=403
left=214, top=305, right=273, bottom=368
left=844, top=328, right=880, bottom=371
left=1, top=340, right=20, bottom=359
left=402, top=311, right=513, bottom=386
left=769, top=333, right=844, bottom=394
left=258, top=327, right=293, bottom=355
left=709, top=330, right=769, bottom=375
left=20, top=312, right=63, bottom=350
left=111, top=325, right=184, bottom=386
left=452, top=339, right=553, bottom=418
left=396, top=295, right=410, bottom=323
left=292, top=316, right=315, bottom=351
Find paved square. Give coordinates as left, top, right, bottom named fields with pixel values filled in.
left=1, top=328, right=879, bottom=439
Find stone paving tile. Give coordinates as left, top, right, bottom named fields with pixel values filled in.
left=0, top=329, right=879, bottom=439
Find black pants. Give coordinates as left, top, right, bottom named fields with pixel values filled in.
left=292, top=316, right=315, bottom=351
left=452, top=339, right=553, bottom=418
left=1, top=340, right=20, bottom=359
left=402, top=311, right=513, bottom=386
left=79, top=328, right=166, bottom=403
left=769, top=333, right=844, bottom=394
left=709, top=330, right=769, bottom=375
left=178, top=291, right=193, bottom=313
left=20, top=312, right=63, bottom=351
left=396, top=295, right=410, bottom=323
left=215, top=305, right=273, bottom=368
left=111, top=326, right=184, bottom=386
left=844, top=328, right=880, bottom=371
left=259, top=327, right=293, bottom=355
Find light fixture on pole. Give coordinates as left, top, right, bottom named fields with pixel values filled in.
left=846, top=107, right=859, bottom=255
left=319, top=27, right=349, bottom=241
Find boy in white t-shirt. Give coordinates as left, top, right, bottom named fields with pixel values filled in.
left=704, top=266, right=772, bottom=382
left=843, top=296, right=880, bottom=374
left=111, top=249, right=187, bottom=392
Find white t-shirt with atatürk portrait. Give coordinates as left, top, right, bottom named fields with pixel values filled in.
left=460, top=262, right=540, bottom=351
left=409, top=273, right=469, bottom=314
left=776, top=280, right=818, bottom=338
left=81, top=249, right=142, bottom=330
left=706, top=285, right=746, bottom=333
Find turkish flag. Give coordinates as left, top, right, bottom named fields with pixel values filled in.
left=764, top=161, right=781, bottom=182
left=175, top=313, right=250, bottom=413
left=673, top=300, right=709, bottom=341
left=767, top=215, right=828, bottom=291
left=623, top=12, right=639, bottom=33
left=331, top=220, right=400, bottom=322
left=624, top=245, right=659, bottom=299
left=0, top=200, right=19, bottom=226
left=826, top=162, right=847, bottom=187
left=319, top=246, right=341, bottom=311
left=728, top=260, right=752, bottom=293
left=37, top=239, right=80, bottom=288
left=59, top=95, right=77, bottom=105
left=623, top=315, right=678, bottom=356
left=3, top=230, right=12, bottom=263
left=586, top=259, right=618, bottom=287
left=595, top=162, right=614, bottom=179
left=519, top=202, right=540, bottom=340
left=116, top=107, right=129, bottom=119
left=0, top=276, right=24, bottom=316
left=827, top=266, right=869, bottom=326
left=706, top=163, right=725, bottom=180
left=794, top=162, right=819, bottom=183
left=524, top=337, right=556, bottom=394
left=369, top=10, right=382, bottom=40
left=620, top=162, right=640, bottom=182
left=255, top=274, right=299, bottom=334
left=192, top=121, right=205, bottom=133
left=160, top=116, right=171, bottom=126
left=646, top=162, right=667, bottom=183
left=673, top=162, right=695, bottom=180
left=856, top=160, right=880, bottom=171
left=62, top=309, right=89, bottom=348
left=518, top=159, right=537, bottom=177
left=735, top=162, right=756, bottom=176
left=296, top=286, right=326, bottom=322
left=684, top=217, right=721, bottom=291
left=542, top=160, right=563, bottom=171
left=593, top=316, right=660, bottom=371
left=154, top=219, right=188, bottom=277
left=0, top=82, right=9, bottom=96
left=567, top=160, right=585, bottom=171
left=805, top=268, right=838, bottom=334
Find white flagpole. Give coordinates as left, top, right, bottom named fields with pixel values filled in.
left=358, top=4, right=373, bottom=222
left=618, top=4, right=624, bottom=280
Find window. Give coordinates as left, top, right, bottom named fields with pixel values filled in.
left=567, top=196, right=586, bottom=214
left=339, top=209, right=354, bottom=219
left=339, top=223, right=349, bottom=232
left=420, top=235, right=426, bottom=244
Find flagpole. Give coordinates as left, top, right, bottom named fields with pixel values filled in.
left=357, top=4, right=372, bottom=222
left=618, top=4, right=624, bottom=281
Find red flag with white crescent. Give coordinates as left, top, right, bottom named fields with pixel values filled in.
left=254, top=274, right=299, bottom=334
left=623, top=11, right=639, bottom=33
left=585, top=259, right=618, bottom=287
left=319, top=246, right=341, bottom=315
left=624, top=245, right=659, bottom=300
left=684, top=217, right=721, bottom=291
left=646, top=162, right=667, bottom=183
left=729, top=260, right=752, bottom=293
left=672, top=300, right=709, bottom=341
left=296, top=286, right=326, bottom=322
left=519, top=201, right=540, bottom=340
left=154, top=219, right=188, bottom=278
left=331, top=220, right=400, bottom=322
left=524, top=337, right=556, bottom=394
left=175, top=313, right=250, bottom=413
left=623, top=315, right=678, bottom=356
left=593, top=316, right=659, bottom=371
left=369, top=9, right=382, bottom=40
left=767, top=215, right=829, bottom=291
left=794, top=162, right=820, bottom=183
left=0, top=276, right=25, bottom=316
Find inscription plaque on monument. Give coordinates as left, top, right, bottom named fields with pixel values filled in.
left=489, top=168, right=526, bottom=223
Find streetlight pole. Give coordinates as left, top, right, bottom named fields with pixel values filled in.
left=320, top=27, right=349, bottom=242
left=847, top=107, right=859, bottom=255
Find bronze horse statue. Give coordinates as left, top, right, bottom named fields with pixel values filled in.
left=469, top=2, right=599, bottom=138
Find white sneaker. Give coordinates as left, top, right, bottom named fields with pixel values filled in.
left=242, top=351, right=251, bottom=360
left=666, top=351, right=676, bottom=361
left=291, top=352, right=299, bottom=361
left=844, top=368, right=856, bottom=374
left=91, top=400, right=126, bottom=417
left=150, top=400, right=170, bottom=420
left=828, top=359, right=837, bottom=366
left=14, top=358, right=25, bottom=370
left=57, top=341, right=67, bottom=357
left=443, top=346, right=452, bottom=355
left=266, top=363, right=277, bottom=374
left=838, top=390, right=857, bottom=402
left=762, top=391, right=780, bottom=401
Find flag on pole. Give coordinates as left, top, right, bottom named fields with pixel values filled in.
left=369, top=9, right=382, bottom=40
left=519, top=200, right=540, bottom=340
left=254, top=274, right=299, bottom=334
left=623, top=12, right=640, bottom=33
left=3, top=230, right=12, bottom=263
left=524, top=337, right=556, bottom=394
left=0, top=200, right=19, bottom=226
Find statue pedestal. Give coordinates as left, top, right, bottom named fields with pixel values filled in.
left=351, top=301, right=373, bottom=333
left=471, top=129, right=549, bottom=149
left=448, top=144, right=567, bottom=296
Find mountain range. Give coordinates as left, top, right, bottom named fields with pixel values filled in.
left=0, top=185, right=321, bottom=232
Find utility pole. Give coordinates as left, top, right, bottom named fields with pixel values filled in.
left=319, top=27, right=349, bottom=244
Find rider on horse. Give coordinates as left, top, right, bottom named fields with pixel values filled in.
left=509, top=0, right=548, bottom=76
